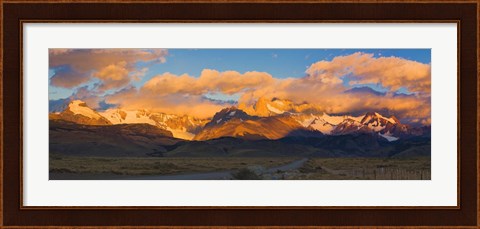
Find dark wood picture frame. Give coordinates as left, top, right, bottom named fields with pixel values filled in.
left=1, top=0, right=478, bottom=228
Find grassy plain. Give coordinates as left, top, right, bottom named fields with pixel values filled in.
left=50, top=154, right=430, bottom=180
left=293, top=157, right=431, bottom=180
left=49, top=154, right=298, bottom=176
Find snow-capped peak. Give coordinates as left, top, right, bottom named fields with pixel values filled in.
left=362, top=112, right=396, bottom=124
left=100, top=109, right=156, bottom=126
left=208, top=107, right=251, bottom=126
left=321, top=113, right=363, bottom=125
left=67, top=100, right=103, bottom=120
left=266, top=103, right=285, bottom=114
left=99, top=108, right=209, bottom=140
left=291, top=110, right=408, bottom=138
left=375, top=112, right=397, bottom=124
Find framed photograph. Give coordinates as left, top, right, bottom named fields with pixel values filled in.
left=1, top=0, right=478, bottom=228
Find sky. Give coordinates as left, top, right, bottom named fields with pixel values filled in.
left=49, top=49, right=431, bottom=125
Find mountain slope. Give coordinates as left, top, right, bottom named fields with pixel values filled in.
left=100, top=109, right=208, bottom=140
left=165, top=137, right=326, bottom=157
left=50, top=119, right=178, bottom=157
left=48, top=98, right=430, bottom=143
left=49, top=100, right=208, bottom=140
left=240, top=97, right=422, bottom=140
left=293, top=111, right=425, bottom=140
left=49, top=100, right=111, bottom=125
left=242, top=97, right=322, bottom=117
left=194, top=107, right=323, bottom=141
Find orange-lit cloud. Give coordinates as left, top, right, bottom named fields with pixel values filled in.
left=49, top=49, right=168, bottom=89
left=143, top=69, right=276, bottom=96
left=52, top=51, right=430, bottom=124
left=93, top=61, right=130, bottom=91
left=104, top=87, right=228, bottom=119
left=306, top=52, right=431, bottom=94
left=111, top=53, right=430, bottom=124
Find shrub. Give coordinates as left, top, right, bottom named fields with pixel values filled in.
left=232, top=168, right=262, bottom=180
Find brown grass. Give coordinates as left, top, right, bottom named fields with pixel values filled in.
left=293, top=157, right=431, bottom=180
left=49, top=154, right=299, bottom=176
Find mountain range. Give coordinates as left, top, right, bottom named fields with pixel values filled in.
left=49, top=99, right=430, bottom=158
left=49, top=99, right=429, bottom=141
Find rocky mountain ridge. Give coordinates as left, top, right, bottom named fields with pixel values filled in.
left=49, top=99, right=430, bottom=141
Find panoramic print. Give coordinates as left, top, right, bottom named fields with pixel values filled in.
left=49, top=49, right=431, bottom=180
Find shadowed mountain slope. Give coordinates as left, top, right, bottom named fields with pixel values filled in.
left=50, top=120, right=179, bottom=157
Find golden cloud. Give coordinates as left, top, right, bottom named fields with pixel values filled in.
left=93, top=61, right=130, bottom=91
left=60, top=51, right=430, bottom=124
left=306, top=52, right=431, bottom=94
left=49, top=49, right=168, bottom=89
left=143, top=69, right=276, bottom=96
left=105, top=87, right=227, bottom=119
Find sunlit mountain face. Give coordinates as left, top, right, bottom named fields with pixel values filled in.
left=50, top=98, right=429, bottom=142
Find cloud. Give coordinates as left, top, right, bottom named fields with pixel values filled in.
left=131, top=67, right=149, bottom=81
left=49, top=49, right=168, bottom=72
left=104, top=69, right=278, bottom=119
left=67, top=86, right=103, bottom=110
left=49, top=49, right=74, bottom=56
left=344, top=86, right=386, bottom=96
left=49, top=49, right=167, bottom=89
left=143, top=69, right=276, bottom=96
left=50, top=65, right=90, bottom=88
left=104, top=86, right=229, bottom=119
left=93, top=61, right=130, bottom=91
left=306, top=52, right=431, bottom=94
left=77, top=52, right=430, bottom=125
